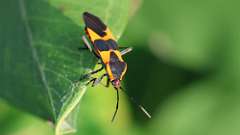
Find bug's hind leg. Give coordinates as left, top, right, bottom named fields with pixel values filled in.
left=78, top=35, right=93, bottom=52
left=120, top=47, right=133, bottom=56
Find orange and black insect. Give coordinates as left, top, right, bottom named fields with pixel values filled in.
left=79, top=12, right=151, bottom=122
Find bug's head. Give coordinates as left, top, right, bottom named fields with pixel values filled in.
left=112, top=79, right=121, bottom=89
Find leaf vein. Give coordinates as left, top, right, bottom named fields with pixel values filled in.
left=19, top=0, right=57, bottom=119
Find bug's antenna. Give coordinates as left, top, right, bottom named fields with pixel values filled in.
left=120, top=87, right=151, bottom=118
left=111, top=88, right=119, bottom=122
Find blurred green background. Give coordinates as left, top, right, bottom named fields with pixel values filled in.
left=1, top=0, right=240, bottom=135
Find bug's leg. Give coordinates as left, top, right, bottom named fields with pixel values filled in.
left=106, top=78, right=110, bottom=87
left=78, top=35, right=92, bottom=51
left=120, top=47, right=133, bottom=56
left=79, top=66, right=104, bottom=80
left=80, top=35, right=93, bottom=52
left=119, top=47, right=128, bottom=49
left=78, top=36, right=91, bottom=50
left=86, top=78, right=97, bottom=86
left=92, top=73, right=107, bottom=87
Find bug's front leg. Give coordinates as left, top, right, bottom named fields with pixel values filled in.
left=85, top=73, right=107, bottom=87
left=79, top=66, right=104, bottom=81
left=91, top=73, right=108, bottom=87
left=106, top=78, right=110, bottom=87
left=86, top=78, right=97, bottom=86
left=86, top=74, right=110, bottom=87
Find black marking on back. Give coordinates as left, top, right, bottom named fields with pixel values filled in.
left=94, top=39, right=119, bottom=51
left=94, top=40, right=109, bottom=51
left=109, top=52, right=126, bottom=79
left=83, top=12, right=107, bottom=37
left=107, top=39, right=118, bottom=50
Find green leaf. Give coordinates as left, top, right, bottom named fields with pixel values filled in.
left=0, top=0, right=129, bottom=134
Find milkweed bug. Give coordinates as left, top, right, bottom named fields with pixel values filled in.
left=79, top=12, right=151, bottom=122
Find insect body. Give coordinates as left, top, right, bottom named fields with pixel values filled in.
left=82, top=12, right=131, bottom=89
left=80, top=12, right=150, bottom=122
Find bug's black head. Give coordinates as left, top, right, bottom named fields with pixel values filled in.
left=112, top=79, right=121, bottom=89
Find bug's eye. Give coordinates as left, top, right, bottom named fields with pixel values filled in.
left=112, top=79, right=121, bottom=88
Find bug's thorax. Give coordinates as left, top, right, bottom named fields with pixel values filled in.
left=102, top=51, right=127, bottom=82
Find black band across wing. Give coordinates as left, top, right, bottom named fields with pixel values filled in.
left=107, top=39, right=118, bottom=50
left=94, top=39, right=119, bottom=51
left=83, top=12, right=107, bottom=37
left=94, top=40, right=109, bottom=51
left=109, top=52, right=126, bottom=79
